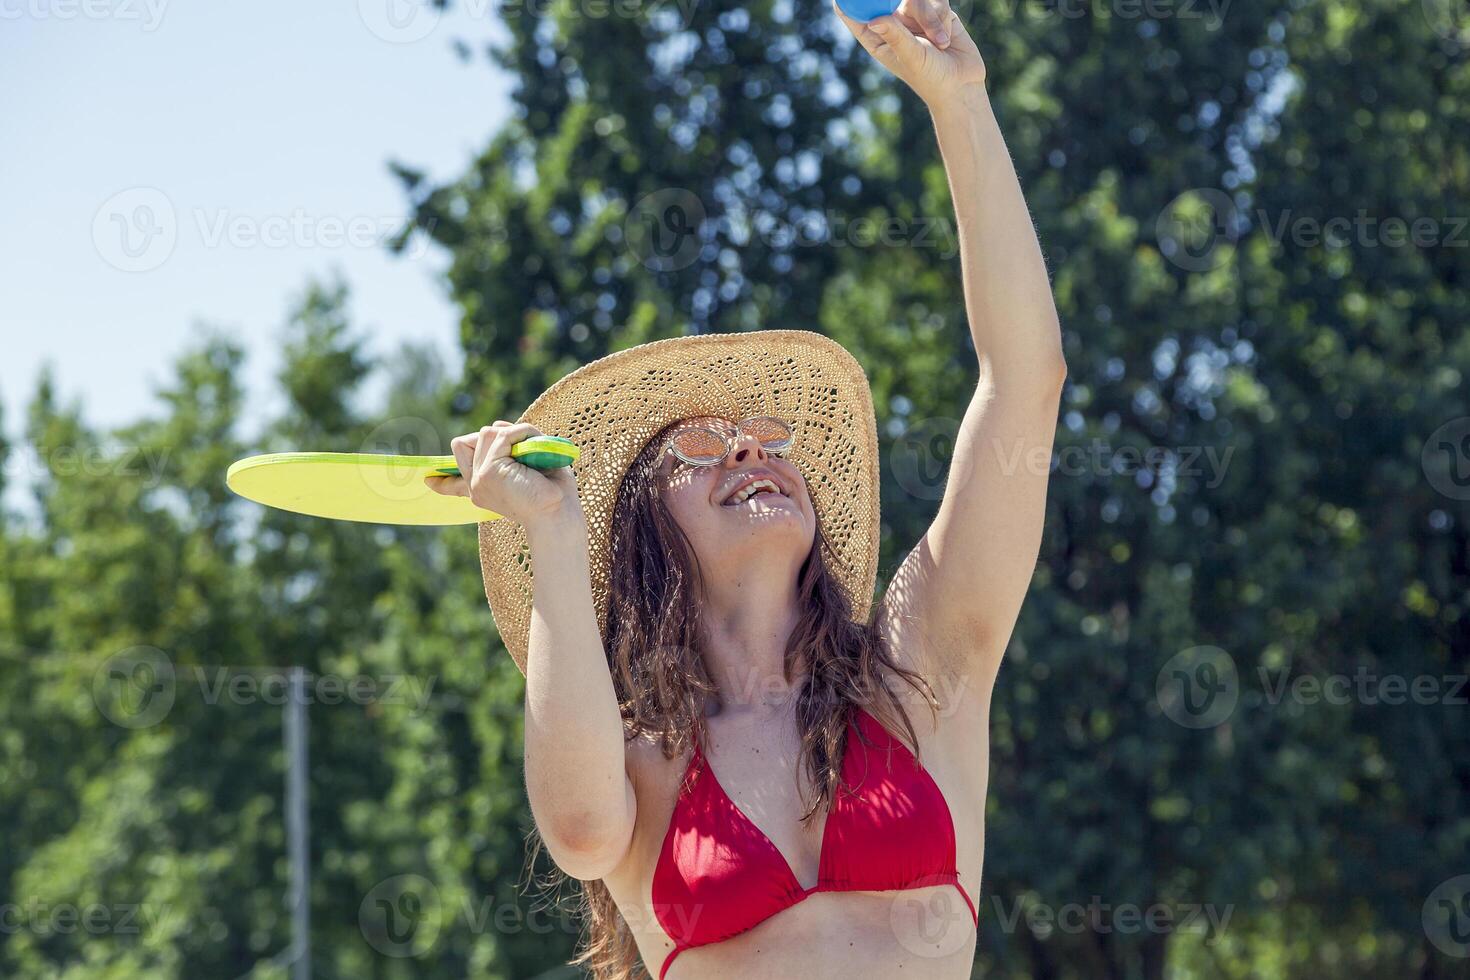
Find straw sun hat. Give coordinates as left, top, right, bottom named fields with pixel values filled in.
left=478, top=329, right=881, bottom=673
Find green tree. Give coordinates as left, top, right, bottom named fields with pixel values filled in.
left=0, top=282, right=570, bottom=978
left=401, top=0, right=1468, bottom=976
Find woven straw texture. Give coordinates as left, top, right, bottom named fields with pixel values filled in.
left=477, top=329, right=881, bottom=674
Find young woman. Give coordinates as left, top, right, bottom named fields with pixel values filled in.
left=428, top=0, right=1065, bottom=976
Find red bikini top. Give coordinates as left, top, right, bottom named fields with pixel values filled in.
left=651, top=707, right=978, bottom=979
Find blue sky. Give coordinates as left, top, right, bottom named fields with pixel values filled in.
left=1, top=0, right=513, bottom=504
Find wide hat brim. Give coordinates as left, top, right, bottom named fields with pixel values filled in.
left=478, top=329, right=881, bottom=674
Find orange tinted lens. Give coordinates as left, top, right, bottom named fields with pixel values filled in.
left=742, top=417, right=793, bottom=450
left=671, top=427, right=728, bottom=463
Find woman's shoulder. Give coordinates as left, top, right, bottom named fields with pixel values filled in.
left=600, top=725, right=696, bottom=895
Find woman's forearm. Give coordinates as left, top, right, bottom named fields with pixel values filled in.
left=931, top=85, right=1066, bottom=386
left=521, top=504, right=633, bottom=867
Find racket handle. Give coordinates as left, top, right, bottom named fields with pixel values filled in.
left=433, top=435, right=579, bottom=476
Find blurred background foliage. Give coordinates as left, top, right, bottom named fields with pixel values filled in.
left=2, top=0, right=1467, bottom=975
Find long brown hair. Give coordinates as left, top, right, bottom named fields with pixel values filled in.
left=530, top=419, right=936, bottom=980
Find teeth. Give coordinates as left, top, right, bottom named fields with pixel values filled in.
left=727, top=479, right=782, bottom=505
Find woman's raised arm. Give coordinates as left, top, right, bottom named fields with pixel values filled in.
left=837, top=2, right=1067, bottom=688
left=429, top=422, right=635, bottom=880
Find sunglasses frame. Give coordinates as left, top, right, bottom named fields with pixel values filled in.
left=661, top=415, right=795, bottom=469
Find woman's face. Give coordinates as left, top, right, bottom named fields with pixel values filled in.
left=655, top=415, right=817, bottom=582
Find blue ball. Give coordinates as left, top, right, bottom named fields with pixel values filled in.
left=835, top=0, right=900, bottom=21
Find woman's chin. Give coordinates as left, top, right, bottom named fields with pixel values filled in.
left=714, top=496, right=811, bottom=530
left=708, top=496, right=813, bottom=546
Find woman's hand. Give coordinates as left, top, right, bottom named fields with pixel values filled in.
left=833, top=0, right=986, bottom=106
left=426, top=420, right=581, bottom=529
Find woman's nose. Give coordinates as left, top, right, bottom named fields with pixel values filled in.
left=725, top=428, right=767, bottom=463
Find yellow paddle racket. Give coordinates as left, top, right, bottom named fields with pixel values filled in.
left=226, top=436, right=580, bottom=526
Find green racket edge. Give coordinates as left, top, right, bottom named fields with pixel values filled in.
left=434, top=435, right=579, bottom=476
left=225, top=436, right=580, bottom=485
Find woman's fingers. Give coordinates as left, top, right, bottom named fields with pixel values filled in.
left=893, top=8, right=926, bottom=35
left=867, top=15, right=927, bottom=67
left=442, top=419, right=543, bottom=496
left=424, top=474, right=468, bottom=497
left=834, top=1, right=902, bottom=70
left=449, top=432, right=479, bottom=480
left=898, top=0, right=951, bottom=47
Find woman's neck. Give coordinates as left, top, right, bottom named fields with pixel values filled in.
left=699, top=585, right=804, bottom=710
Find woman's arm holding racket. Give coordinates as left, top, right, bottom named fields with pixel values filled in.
left=430, top=422, right=636, bottom=880
left=837, top=2, right=1067, bottom=690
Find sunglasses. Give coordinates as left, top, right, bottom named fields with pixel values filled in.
left=661, top=415, right=795, bottom=469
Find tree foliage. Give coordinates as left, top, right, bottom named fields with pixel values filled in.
left=2, top=0, right=1467, bottom=976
